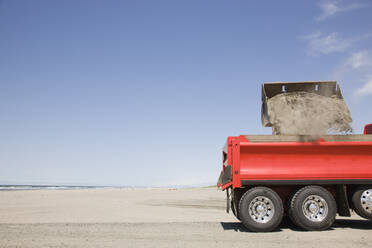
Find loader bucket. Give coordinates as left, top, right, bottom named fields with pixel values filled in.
left=261, top=81, right=346, bottom=128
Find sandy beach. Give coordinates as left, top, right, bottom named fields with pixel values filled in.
left=1, top=187, right=372, bottom=247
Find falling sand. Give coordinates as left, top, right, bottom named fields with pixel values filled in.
left=267, top=92, right=352, bottom=135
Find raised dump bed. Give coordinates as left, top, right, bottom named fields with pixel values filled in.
left=261, top=81, right=352, bottom=135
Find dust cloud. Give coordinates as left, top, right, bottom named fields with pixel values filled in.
left=267, top=92, right=352, bottom=135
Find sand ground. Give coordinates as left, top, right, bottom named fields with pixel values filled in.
left=0, top=187, right=371, bottom=247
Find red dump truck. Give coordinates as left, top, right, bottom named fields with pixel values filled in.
left=218, top=82, right=372, bottom=232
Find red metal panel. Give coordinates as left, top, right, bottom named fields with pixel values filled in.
left=365, top=124, right=372, bottom=135
left=221, top=182, right=233, bottom=190
left=231, top=137, right=242, bottom=188
left=238, top=141, right=372, bottom=181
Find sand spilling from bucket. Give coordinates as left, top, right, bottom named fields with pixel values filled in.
left=267, top=92, right=352, bottom=135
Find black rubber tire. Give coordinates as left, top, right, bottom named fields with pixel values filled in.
left=352, top=186, right=372, bottom=220
left=289, top=186, right=336, bottom=231
left=238, top=187, right=283, bottom=232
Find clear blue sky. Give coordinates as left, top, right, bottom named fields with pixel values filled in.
left=1, top=0, right=372, bottom=186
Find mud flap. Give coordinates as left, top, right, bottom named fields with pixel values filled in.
left=226, top=187, right=230, bottom=213
left=336, top=185, right=351, bottom=217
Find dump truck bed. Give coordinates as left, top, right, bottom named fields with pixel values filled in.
left=220, top=135, right=372, bottom=190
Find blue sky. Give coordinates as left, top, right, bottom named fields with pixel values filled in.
left=1, top=0, right=372, bottom=186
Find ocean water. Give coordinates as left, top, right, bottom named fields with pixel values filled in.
left=0, top=185, right=112, bottom=191
left=0, top=183, right=215, bottom=191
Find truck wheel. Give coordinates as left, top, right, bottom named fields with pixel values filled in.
left=289, top=186, right=336, bottom=231
left=238, top=187, right=283, bottom=232
left=352, top=186, right=372, bottom=220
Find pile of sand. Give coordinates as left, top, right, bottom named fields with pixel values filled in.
left=267, top=92, right=352, bottom=135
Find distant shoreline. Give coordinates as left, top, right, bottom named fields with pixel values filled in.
left=0, top=184, right=216, bottom=191
left=0, top=185, right=113, bottom=191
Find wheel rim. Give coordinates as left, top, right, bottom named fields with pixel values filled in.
left=302, top=195, right=328, bottom=222
left=248, top=196, right=275, bottom=223
left=360, top=189, right=372, bottom=214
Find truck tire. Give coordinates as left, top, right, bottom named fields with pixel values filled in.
left=289, top=186, right=336, bottom=231
left=238, top=187, right=283, bottom=232
left=352, top=186, right=372, bottom=220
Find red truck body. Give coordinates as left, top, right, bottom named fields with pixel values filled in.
left=220, top=134, right=372, bottom=191
left=218, top=132, right=372, bottom=231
